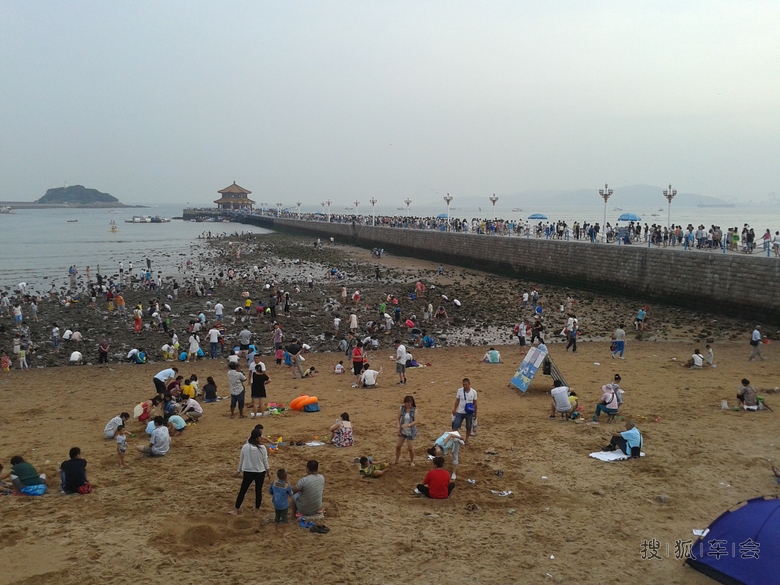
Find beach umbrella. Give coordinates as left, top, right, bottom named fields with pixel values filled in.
left=528, top=213, right=547, bottom=220
left=617, top=213, right=641, bottom=222
left=437, top=213, right=449, bottom=219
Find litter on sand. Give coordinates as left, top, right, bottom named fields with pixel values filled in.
left=305, top=441, right=326, bottom=447
left=490, top=490, right=513, bottom=497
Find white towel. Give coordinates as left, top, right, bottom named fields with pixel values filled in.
left=589, top=451, right=645, bottom=462
left=305, top=441, right=326, bottom=447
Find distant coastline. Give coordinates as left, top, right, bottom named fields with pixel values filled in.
left=0, top=201, right=148, bottom=209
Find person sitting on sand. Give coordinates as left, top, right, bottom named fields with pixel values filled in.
left=482, top=347, right=502, bottom=363
left=415, top=456, right=455, bottom=499
left=602, top=422, right=642, bottom=457
left=333, top=360, right=345, bottom=374
left=737, top=379, right=759, bottom=411
left=328, top=413, right=354, bottom=447
left=302, top=366, right=317, bottom=378
left=685, top=349, right=704, bottom=369
left=592, top=383, right=620, bottom=422
left=0, top=455, right=46, bottom=491
left=291, top=459, right=325, bottom=518
left=60, top=447, right=89, bottom=494
left=359, top=363, right=382, bottom=388
left=104, top=412, right=130, bottom=439
left=136, top=416, right=170, bottom=457
left=359, top=456, right=388, bottom=479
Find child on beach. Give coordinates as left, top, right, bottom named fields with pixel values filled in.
left=268, top=468, right=294, bottom=536
left=1, top=353, right=10, bottom=373
left=275, top=348, right=284, bottom=367
left=18, top=348, right=28, bottom=370
left=705, top=344, right=715, bottom=367
left=359, top=456, right=389, bottom=479
left=334, top=360, right=344, bottom=374
left=116, top=426, right=128, bottom=467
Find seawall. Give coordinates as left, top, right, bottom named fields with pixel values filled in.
left=200, top=212, right=780, bottom=324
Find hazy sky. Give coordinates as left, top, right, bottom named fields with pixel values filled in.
left=1, top=1, right=778, bottom=206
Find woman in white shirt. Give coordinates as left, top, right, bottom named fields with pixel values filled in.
left=231, top=429, right=269, bottom=515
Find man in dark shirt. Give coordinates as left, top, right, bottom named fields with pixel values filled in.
left=286, top=340, right=304, bottom=379
left=60, top=447, right=88, bottom=494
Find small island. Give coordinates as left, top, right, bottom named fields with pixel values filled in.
left=37, top=185, right=119, bottom=205
left=0, top=185, right=145, bottom=209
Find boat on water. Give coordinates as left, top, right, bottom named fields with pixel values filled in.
left=697, top=203, right=735, bottom=208
left=613, top=207, right=623, bottom=211
left=512, top=208, right=522, bottom=212
left=0, top=206, right=13, bottom=214
left=67, top=219, right=78, bottom=223
left=110, top=220, right=118, bottom=232
left=125, top=215, right=170, bottom=223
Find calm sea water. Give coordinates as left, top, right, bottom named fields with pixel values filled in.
left=0, top=204, right=270, bottom=293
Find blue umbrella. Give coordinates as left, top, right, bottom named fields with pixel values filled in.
left=437, top=213, right=449, bottom=219
left=528, top=213, right=547, bottom=220
left=617, top=213, right=641, bottom=222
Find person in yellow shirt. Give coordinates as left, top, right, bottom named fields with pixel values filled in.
left=245, top=298, right=252, bottom=310
left=180, top=379, right=195, bottom=400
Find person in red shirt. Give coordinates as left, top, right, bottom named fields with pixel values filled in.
left=415, top=457, right=455, bottom=499
left=351, top=342, right=365, bottom=388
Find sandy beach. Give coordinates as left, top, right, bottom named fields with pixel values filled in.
left=0, top=236, right=777, bottom=585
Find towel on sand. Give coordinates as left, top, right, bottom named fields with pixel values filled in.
left=589, top=451, right=645, bottom=462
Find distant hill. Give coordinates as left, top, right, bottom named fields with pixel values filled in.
left=36, top=185, right=119, bottom=205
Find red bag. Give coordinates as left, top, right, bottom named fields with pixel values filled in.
left=78, top=482, right=92, bottom=494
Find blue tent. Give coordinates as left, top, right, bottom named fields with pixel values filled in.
left=686, top=496, right=780, bottom=585
left=437, top=213, right=449, bottom=219
left=528, top=213, right=547, bottom=220
left=617, top=213, right=641, bottom=221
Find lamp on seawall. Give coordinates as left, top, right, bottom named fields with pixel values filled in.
left=296, top=201, right=302, bottom=218
left=326, top=199, right=332, bottom=222
left=404, top=198, right=412, bottom=216
left=489, top=194, right=499, bottom=221
left=369, top=197, right=377, bottom=226
left=443, top=193, right=453, bottom=231
left=598, top=183, right=613, bottom=243
left=354, top=200, right=360, bottom=218
left=321, top=201, right=325, bottom=216
left=276, top=202, right=283, bottom=217
left=663, top=184, right=677, bottom=230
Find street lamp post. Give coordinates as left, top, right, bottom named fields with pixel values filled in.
left=321, top=201, right=325, bottom=216
left=663, top=184, right=677, bottom=230
left=276, top=202, right=283, bottom=217
left=443, top=193, right=453, bottom=231
left=325, top=199, right=332, bottom=222
left=354, top=200, right=360, bottom=220
left=598, top=183, right=613, bottom=243
left=369, top=197, right=377, bottom=226
left=296, top=201, right=302, bottom=218
left=404, top=198, right=412, bottom=216
left=489, top=193, right=499, bottom=221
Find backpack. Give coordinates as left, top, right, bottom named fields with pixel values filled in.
left=303, top=402, right=320, bottom=412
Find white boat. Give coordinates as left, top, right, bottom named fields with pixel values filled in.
left=0, top=206, right=12, bottom=214
left=125, top=215, right=152, bottom=223
left=512, top=208, right=522, bottom=212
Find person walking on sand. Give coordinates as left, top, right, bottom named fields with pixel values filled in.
left=231, top=429, right=269, bottom=515
left=392, top=340, right=407, bottom=385
left=228, top=361, right=247, bottom=419
left=452, top=378, right=478, bottom=445
left=395, top=395, right=418, bottom=466
left=612, top=324, right=626, bottom=359
left=749, top=325, right=766, bottom=361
